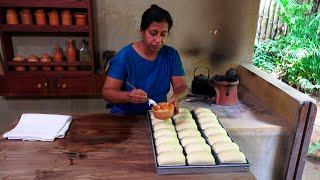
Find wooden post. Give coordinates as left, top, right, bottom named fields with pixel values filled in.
left=259, top=0, right=272, bottom=41
left=266, top=0, right=277, bottom=39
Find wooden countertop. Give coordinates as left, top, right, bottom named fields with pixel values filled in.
left=0, top=113, right=256, bottom=179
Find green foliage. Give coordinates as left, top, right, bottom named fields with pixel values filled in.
left=308, top=142, right=320, bottom=154
left=253, top=0, right=320, bottom=93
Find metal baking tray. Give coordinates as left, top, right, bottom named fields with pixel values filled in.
left=147, top=110, right=251, bottom=175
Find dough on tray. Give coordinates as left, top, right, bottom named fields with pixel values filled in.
left=153, top=123, right=175, bottom=131
left=174, top=116, right=194, bottom=125
left=200, top=121, right=221, bottom=130
left=179, top=108, right=189, bottom=113
left=207, top=134, right=232, bottom=146
left=197, top=116, right=218, bottom=124
left=153, top=128, right=177, bottom=139
left=194, top=107, right=212, bottom=114
left=181, top=136, right=205, bottom=147
left=217, top=150, right=246, bottom=163
left=155, top=135, right=179, bottom=146
left=156, top=142, right=183, bottom=154
left=151, top=118, right=172, bottom=125
left=157, top=152, right=186, bottom=166
left=197, top=112, right=216, bottom=119
left=177, top=128, right=201, bottom=139
left=204, top=126, right=227, bottom=137
left=186, top=151, right=215, bottom=165
left=212, top=141, right=240, bottom=154
left=173, top=111, right=192, bottom=119
left=175, top=121, right=197, bottom=132
left=185, top=142, right=211, bottom=154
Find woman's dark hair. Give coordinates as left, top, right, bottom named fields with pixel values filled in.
left=140, top=4, right=173, bottom=32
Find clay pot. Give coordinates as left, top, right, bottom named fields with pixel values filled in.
left=53, top=46, right=64, bottom=71
left=12, top=55, right=26, bottom=71
left=40, top=52, right=51, bottom=71
left=61, top=10, right=72, bottom=25
left=66, top=38, right=78, bottom=71
left=6, top=9, right=19, bottom=24
left=49, top=10, right=60, bottom=25
left=151, top=102, right=174, bottom=119
left=35, top=9, right=47, bottom=25
left=21, top=9, right=33, bottom=24
left=27, top=54, right=39, bottom=71
left=74, top=14, right=87, bottom=25
left=210, top=75, right=239, bottom=106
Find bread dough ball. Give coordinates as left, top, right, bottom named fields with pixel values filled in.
left=207, top=134, right=231, bottom=146
left=152, top=118, right=172, bottom=125
left=194, top=107, right=211, bottom=114
left=156, top=142, right=183, bottom=154
left=177, top=128, right=201, bottom=139
left=173, top=111, right=192, bottom=119
left=185, top=142, right=211, bottom=154
left=197, top=116, right=218, bottom=124
left=155, top=135, right=179, bottom=146
left=153, top=123, right=175, bottom=131
left=204, top=126, right=227, bottom=137
left=153, top=128, right=177, bottom=139
left=197, top=112, right=216, bottom=119
left=181, top=136, right=205, bottom=147
left=175, top=121, right=197, bottom=132
left=217, top=150, right=246, bottom=163
left=187, top=151, right=215, bottom=165
left=200, top=121, right=221, bottom=130
left=212, top=141, right=240, bottom=154
left=157, top=152, right=186, bottom=166
left=179, top=108, right=189, bottom=113
left=174, top=116, right=194, bottom=125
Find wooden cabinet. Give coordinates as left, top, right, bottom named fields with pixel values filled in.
left=0, top=0, right=104, bottom=96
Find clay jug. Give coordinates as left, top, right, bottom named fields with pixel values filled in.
left=49, top=10, right=60, bottom=25
left=6, top=9, right=19, bottom=24
left=21, top=9, right=33, bottom=24
left=40, top=52, right=51, bottom=71
left=53, top=46, right=64, bottom=71
left=61, top=10, right=72, bottom=25
left=35, top=9, right=47, bottom=25
left=66, top=38, right=78, bottom=71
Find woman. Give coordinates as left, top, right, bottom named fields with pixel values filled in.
left=102, top=4, right=188, bottom=115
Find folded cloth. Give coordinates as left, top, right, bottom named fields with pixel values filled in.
left=3, top=113, right=72, bottom=141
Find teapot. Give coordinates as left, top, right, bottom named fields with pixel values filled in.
left=191, top=66, right=215, bottom=96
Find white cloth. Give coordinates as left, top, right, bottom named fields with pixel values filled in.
left=3, top=113, right=72, bottom=141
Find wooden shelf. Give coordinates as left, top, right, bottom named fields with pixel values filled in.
left=0, top=25, right=89, bottom=33
left=8, top=61, right=91, bottom=66
left=7, top=70, right=92, bottom=77
left=0, top=0, right=88, bottom=9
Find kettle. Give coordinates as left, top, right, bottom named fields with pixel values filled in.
left=191, top=66, right=215, bottom=96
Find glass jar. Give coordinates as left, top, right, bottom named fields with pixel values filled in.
left=6, top=9, right=19, bottom=24
left=79, top=40, right=90, bottom=70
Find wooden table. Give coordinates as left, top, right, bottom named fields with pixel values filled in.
left=0, top=113, right=256, bottom=179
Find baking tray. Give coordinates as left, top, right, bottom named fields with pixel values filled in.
left=147, top=110, right=251, bottom=175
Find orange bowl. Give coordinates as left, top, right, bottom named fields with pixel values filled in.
left=152, top=102, right=174, bottom=120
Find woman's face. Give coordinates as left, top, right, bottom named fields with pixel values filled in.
left=141, top=21, right=169, bottom=53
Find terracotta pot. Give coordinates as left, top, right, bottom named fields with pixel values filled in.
left=210, top=75, right=239, bottom=106
left=61, top=10, right=72, bottom=25
left=21, top=9, right=33, bottom=24
left=35, top=9, right=47, bottom=25
left=27, top=54, right=39, bottom=71
left=41, top=52, right=51, bottom=71
left=66, top=38, right=78, bottom=71
left=6, top=9, right=19, bottom=24
left=49, top=10, right=60, bottom=25
left=53, top=46, right=64, bottom=71
left=12, top=55, right=26, bottom=71
left=74, top=14, right=87, bottom=25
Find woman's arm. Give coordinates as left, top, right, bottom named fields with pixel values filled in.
left=102, top=76, right=148, bottom=104
left=168, top=76, right=188, bottom=113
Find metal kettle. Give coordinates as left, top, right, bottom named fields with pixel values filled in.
left=191, top=66, right=215, bottom=96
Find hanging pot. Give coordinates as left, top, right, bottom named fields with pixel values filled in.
left=191, top=66, right=215, bottom=96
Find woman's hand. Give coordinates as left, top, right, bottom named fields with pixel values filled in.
left=129, top=89, right=148, bottom=104
left=168, top=94, right=179, bottom=115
